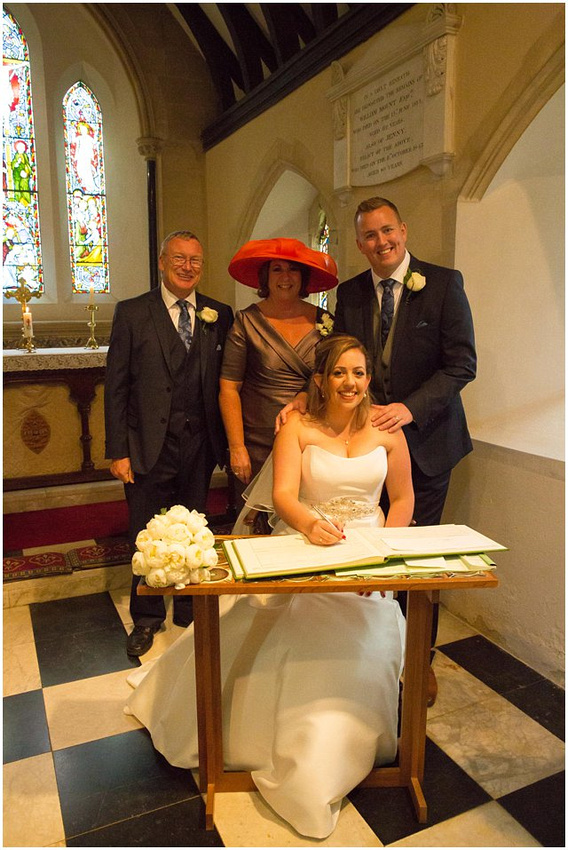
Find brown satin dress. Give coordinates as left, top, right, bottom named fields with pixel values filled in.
left=221, top=303, right=330, bottom=476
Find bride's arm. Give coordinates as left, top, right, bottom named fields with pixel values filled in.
left=383, top=430, right=415, bottom=527
left=272, top=417, right=343, bottom=545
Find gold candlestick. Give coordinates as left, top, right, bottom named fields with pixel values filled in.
left=5, top=276, right=42, bottom=352
left=84, top=303, right=99, bottom=349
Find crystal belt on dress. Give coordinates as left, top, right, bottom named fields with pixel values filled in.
left=311, top=497, right=379, bottom=523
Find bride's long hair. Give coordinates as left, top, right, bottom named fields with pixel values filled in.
left=307, top=335, right=373, bottom=431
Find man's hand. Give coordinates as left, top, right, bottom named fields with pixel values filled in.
left=370, top=403, right=413, bottom=433
left=275, top=393, right=308, bottom=433
left=110, top=457, right=134, bottom=484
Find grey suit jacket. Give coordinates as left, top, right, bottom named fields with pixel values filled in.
left=104, top=287, right=233, bottom=474
left=334, top=256, right=476, bottom=477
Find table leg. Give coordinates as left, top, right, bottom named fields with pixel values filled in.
left=193, top=595, right=223, bottom=830
left=398, top=589, right=436, bottom=823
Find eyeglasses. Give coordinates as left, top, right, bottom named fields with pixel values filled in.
left=167, top=255, right=204, bottom=269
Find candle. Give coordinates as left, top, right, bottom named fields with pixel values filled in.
left=89, top=285, right=95, bottom=305
left=23, top=308, right=33, bottom=338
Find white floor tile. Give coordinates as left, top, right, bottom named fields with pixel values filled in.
left=388, top=801, right=541, bottom=846
left=3, top=753, right=65, bottom=847
left=43, top=669, right=143, bottom=750
left=427, top=690, right=565, bottom=797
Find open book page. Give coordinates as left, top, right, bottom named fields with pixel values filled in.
left=230, top=529, right=388, bottom=578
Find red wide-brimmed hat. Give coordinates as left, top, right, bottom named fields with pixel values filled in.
left=228, top=238, right=338, bottom=294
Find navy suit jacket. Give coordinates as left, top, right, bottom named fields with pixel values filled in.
left=104, top=287, right=233, bottom=475
left=334, top=256, right=476, bottom=477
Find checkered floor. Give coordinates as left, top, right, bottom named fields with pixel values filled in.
left=4, top=585, right=565, bottom=847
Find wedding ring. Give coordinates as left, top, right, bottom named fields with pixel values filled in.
left=395, top=416, right=400, bottom=422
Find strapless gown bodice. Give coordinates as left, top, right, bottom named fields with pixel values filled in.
left=125, top=444, right=404, bottom=840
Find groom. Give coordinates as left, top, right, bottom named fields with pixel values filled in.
left=335, top=197, right=477, bottom=527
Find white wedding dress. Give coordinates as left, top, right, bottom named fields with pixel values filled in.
left=125, top=445, right=406, bottom=839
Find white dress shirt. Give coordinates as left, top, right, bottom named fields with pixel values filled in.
left=161, top=283, right=197, bottom=333
left=372, top=249, right=411, bottom=312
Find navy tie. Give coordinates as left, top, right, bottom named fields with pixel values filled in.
left=176, top=299, right=193, bottom=350
left=380, top=279, right=395, bottom=348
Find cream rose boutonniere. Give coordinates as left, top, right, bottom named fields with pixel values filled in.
left=404, top=270, right=426, bottom=293
left=315, top=312, right=334, bottom=337
left=196, top=306, right=218, bottom=324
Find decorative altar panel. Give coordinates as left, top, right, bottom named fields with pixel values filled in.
left=3, top=348, right=111, bottom=490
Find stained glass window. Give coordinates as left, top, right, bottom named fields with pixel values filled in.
left=2, top=10, right=44, bottom=295
left=63, top=82, right=109, bottom=293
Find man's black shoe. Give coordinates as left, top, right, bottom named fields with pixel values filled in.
left=126, top=625, right=157, bottom=657
left=173, top=618, right=192, bottom=628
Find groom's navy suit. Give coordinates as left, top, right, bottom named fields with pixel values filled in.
left=105, top=286, right=233, bottom=627
left=334, top=255, right=476, bottom=525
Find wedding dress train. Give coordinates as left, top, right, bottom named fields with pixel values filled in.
left=126, top=445, right=405, bottom=838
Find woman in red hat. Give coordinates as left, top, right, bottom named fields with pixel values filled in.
left=219, top=238, right=337, bottom=507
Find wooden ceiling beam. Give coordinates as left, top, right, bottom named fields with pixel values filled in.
left=218, top=4, right=277, bottom=92
left=176, top=3, right=243, bottom=110
left=261, top=3, right=316, bottom=64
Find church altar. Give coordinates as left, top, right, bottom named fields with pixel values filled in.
left=3, top=348, right=111, bottom=491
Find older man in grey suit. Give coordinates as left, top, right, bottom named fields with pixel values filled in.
left=105, top=230, right=233, bottom=656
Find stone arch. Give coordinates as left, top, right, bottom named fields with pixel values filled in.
left=460, top=43, right=563, bottom=202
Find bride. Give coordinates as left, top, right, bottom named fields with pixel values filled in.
left=125, top=334, right=414, bottom=839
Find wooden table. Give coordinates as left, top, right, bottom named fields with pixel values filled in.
left=139, top=551, right=498, bottom=830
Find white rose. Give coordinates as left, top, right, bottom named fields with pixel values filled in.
left=197, top=307, right=218, bottom=323
left=164, top=564, right=189, bottom=586
left=146, top=568, right=169, bottom=588
left=135, top=528, right=154, bottom=552
left=146, top=516, right=169, bottom=539
left=185, top=543, right=204, bottom=568
left=193, top=528, right=215, bottom=549
left=165, top=542, right=188, bottom=569
left=164, top=522, right=193, bottom=546
left=201, top=547, right=219, bottom=568
left=186, top=510, right=207, bottom=534
left=406, top=272, right=426, bottom=292
left=131, top=551, right=149, bottom=576
left=166, top=505, right=191, bottom=525
left=145, top=539, right=169, bottom=569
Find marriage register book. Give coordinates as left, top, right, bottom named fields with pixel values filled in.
left=222, top=524, right=506, bottom=580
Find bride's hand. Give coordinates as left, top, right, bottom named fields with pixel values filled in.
left=306, top=518, right=344, bottom=546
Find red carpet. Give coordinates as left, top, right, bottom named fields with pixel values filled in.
left=3, top=488, right=230, bottom=552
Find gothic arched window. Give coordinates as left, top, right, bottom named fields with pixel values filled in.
left=2, top=9, right=44, bottom=294
left=63, top=81, right=109, bottom=294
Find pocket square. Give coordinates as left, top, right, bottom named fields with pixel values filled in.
left=416, top=320, right=429, bottom=329
left=216, top=344, right=222, bottom=351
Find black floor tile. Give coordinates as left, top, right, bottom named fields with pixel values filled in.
left=54, top=729, right=200, bottom=839
left=503, top=678, right=565, bottom=740
left=348, top=737, right=491, bottom=844
left=66, top=798, right=224, bottom=847
left=30, top=592, right=124, bottom=641
left=498, top=771, right=565, bottom=847
left=3, top=690, right=50, bottom=763
left=35, top=620, right=138, bottom=687
left=440, top=635, right=543, bottom=695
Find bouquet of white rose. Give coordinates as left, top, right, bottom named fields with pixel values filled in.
left=131, top=504, right=218, bottom=588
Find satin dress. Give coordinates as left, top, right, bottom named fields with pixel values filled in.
left=220, top=303, right=329, bottom=476
left=125, top=445, right=405, bottom=839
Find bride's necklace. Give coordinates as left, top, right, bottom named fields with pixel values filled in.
left=323, top=419, right=355, bottom=445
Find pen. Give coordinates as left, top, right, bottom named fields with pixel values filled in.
left=312, top=506, right=346, bottom=539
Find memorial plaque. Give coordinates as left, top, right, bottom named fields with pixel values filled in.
left=350, top=54, right=425, bottom=186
